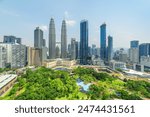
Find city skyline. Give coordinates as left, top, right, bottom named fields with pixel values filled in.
left=0, top=0, right=150, bottom=48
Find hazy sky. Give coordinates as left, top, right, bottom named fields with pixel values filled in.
left=0, top=0, right=150, bottom=48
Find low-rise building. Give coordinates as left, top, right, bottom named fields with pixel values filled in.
left=92, top=57, right=105, bottom=66
left=110, top=60, right=126, bottom=70
left=123, top=69, right=150, bottom=78
left=0, top=74, right=17, bottom=96
left=43, top=59, right=77, bottom=68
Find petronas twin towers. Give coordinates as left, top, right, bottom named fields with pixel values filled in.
left=49, top=18, right=67, bottom=59
left=49, top=18, right=56, bottom=59
left=61, top=20, right=67, bottom=58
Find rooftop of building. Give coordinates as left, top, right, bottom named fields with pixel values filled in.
left=123, top=69, right=150, bottom=78
left=80, top=19, right=88, bottom=23
left=131, top=40, right=139, bottom=42
left=110, top=60, right=126, bottom=64
left=0, top=74, right=17, bottom=89
left=100, top=23, right=106, bottom=27
left=140, top=43, right=150, bottom=45
left=0, top=43, right=21, bottom=45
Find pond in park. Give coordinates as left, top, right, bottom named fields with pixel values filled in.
left=76, top=78, right=91, bottom=92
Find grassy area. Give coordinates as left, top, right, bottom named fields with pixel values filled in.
left=0, top=68, right=11, bottom=73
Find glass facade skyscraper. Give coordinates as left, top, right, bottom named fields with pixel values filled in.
left=80, top=20, right=88, bottom=65
left=139, top=43, right=150, bottom=58
left=130, top=40, right=139, bottom=48
left=34, top=27, right=43, bottom=49
left=100, top=23, right=107, bottom=61
left=108, top=36, right=113, bottom=61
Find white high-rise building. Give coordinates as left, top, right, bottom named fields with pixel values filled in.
left=0, top=43, right=26, bottom=68
left=129, top=40, right=139, bottom=64
left=71, top=38, right=76, bottom=60
left=129, top=48, right=139, bottom=64
left=119, top=53, right=128, bottom=63
left=0, top=46, right=7, bottom=68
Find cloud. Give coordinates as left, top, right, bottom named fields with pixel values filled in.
left=64, top=11, right=69, bottom=19
left=64, top=11, right=76, bottom=27
left=39, top=25, right=48, bottom=31
left=66, top=20, right=76, bottom=27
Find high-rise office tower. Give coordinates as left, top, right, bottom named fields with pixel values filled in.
left=68, top=44, right=71, bottom=55
left=61, top=20, right=67, bottom=58
left=139, top=43, right=150, bottom=61
left=88, top=46, right=92, bottom=56
left=100, top=23, right=107, bottom=61
left=34, top=27, right=43, bottom=48
left=129, top=48, right=139, bottom=63
left=92, top=44, right=96, bottom=56
left=42, top=39, right=46, bottom=47
left=108, top=36, right=113, bottom=62
left=49, top=18, right=56, bottom=59
left=130, top=40, right=139, bottom=48
left=139, top=43, right=150, bottom=68
left=56, top=42, right=61, bottom=58
left=56, top=46, right=60, bottom=58
left=129, top=40, right=139, bottom=63
left=75, top=41, right=79, bottom=59
left=95, top=48, right=100, bottom=57
left=78, top=42, right=80, bottom=59
left=34, top=27, right=47, bottom=61
left=118, top=48, right=128, bottom=63
left=80, top=20, right=88, bottom=65
left=71, top=38, right=76, bottom=60
left=67, top=44, right=71, bottom=58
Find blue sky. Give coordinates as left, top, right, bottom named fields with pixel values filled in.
left=0, top=0, right=150, bottom=48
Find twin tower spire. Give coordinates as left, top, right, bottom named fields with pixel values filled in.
left=49, top=18, right=67, bottom=59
